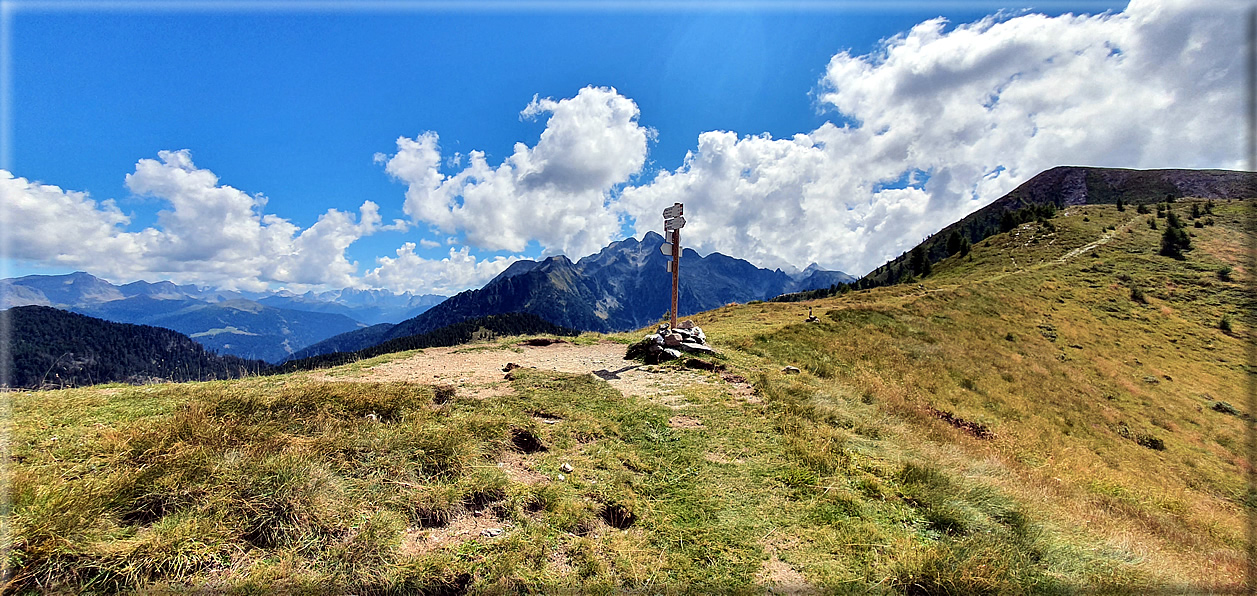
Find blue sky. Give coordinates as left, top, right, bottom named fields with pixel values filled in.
left=2, top=1, right=1244, bottom=294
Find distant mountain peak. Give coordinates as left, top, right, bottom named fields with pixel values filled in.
left=360, top=234, right=853, bottom=348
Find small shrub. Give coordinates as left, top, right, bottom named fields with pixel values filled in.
left=1148, top=218, right=1158, bottom=230
left=432, top=384, right=456, bottom=404
left=1004, top=332, right=1016, bottom=342
left=1136, top=203, right=1150, bottom=214
left=1219, top=315, right=1233, bottom=334
left=1136, top=434, right=1165, bottom=451
left=1213, top=401, right=1241, bottom=416
left=1129, top=287, right=1146, bottom=304
left=1194, top=220, right=1204, bottom=229
left=1218, top=266, right=1232, bottom=282
left=1116, top=198, right=1125, bottom=212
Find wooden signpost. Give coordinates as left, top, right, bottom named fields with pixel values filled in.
left=663, top=203, right=684, bottom=329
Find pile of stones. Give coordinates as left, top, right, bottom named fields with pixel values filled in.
left=625, top=320, right=716, bottom=364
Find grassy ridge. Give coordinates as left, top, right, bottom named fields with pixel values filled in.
left=4, top=198, right=1250, bottom=593
left=719, top=198, right=1251, bottom=588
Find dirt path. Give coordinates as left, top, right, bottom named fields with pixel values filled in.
left=312, top=340, right=726, bottom=406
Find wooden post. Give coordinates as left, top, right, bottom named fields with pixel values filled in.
left=670, top=228, right=680, bottom=329
left=662, top=203, right=684, bottom=329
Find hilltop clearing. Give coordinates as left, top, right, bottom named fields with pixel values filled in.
left=5, top=197, right=1250, bottom=593
left=307, top=339, right=725, bottom=406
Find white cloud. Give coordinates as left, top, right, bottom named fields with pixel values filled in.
left=379, top=85, right=653, bottom=259
left=622, top=0, right=1243, bottom=275
left=4, top=150, right=412, bottom=291
left=362, top=244, right=520, bottom=296
left=0, top=171, right=144, bottom=276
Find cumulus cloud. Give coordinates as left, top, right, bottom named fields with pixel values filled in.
left=4, top=150, right=413, bottom=291
left=362, top=244, right=520, bottom=296
left=621, top=0, right=1242, bottom=275
left=378, top=85, right=653, bottom=258
left=0, top=171, right=143, bottom=276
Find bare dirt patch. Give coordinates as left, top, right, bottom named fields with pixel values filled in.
left=722, top=372, right=760, bottom=403
left=546, top=548, right=576, bottom=577
left=756, top=534, right=819, bottom=594
left=758, top=558, right=814, bottom=595
left=400, top=512, right=513, bottom=557
left=314, top=341, right=631, bottom=386
left=497, top=451, right=549, bottom=485
left=312, top=340, right=721, bottom=407
left=668, top=415, right=704, bottom=429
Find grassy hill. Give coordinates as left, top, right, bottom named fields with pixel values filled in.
left=4, top=197, right=1250, bottom=593
left=857, top=166, right=1254, bottom=289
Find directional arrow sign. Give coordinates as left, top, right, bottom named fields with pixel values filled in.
left=660, top=242, right=673, bottom=256
left=663, top=204, right=683, bottom=219
left=664, top=216, right=686, bottom=231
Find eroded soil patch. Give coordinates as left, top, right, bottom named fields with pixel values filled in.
left=668, top=415, right=704, bottom=429
left=314, top=341, right=714, bottom=401
left=401, top=513, right=514, bottom=557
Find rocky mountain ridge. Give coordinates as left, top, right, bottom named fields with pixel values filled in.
left=294, top=233, right=853, bottom=359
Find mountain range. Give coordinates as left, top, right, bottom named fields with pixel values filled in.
left=1, top=239, right=850, bottom=363
left=291, top=233, right=853, bottom=359
left=0, top=273, right=445, bottom=362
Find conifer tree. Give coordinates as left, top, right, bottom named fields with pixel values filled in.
left=946, top=230, right=964, bottom=256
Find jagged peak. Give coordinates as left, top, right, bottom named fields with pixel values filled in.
left=541, top=254, right=574, bottom=268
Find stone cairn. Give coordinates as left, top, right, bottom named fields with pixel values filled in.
left=625, top=319, right=716, bottom=364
